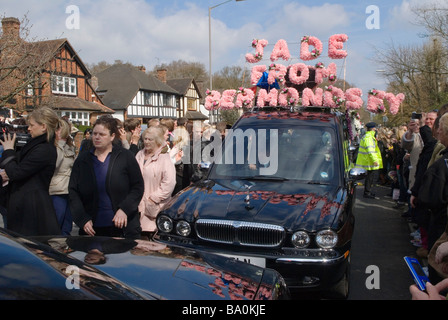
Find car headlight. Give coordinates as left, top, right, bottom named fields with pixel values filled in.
left=316, top=230, right=338, bottom=249
left=157, top=215, right=173, bottom=233
left=291, top=231, right=310, bottom=248
left=176, top=220, right=191, bottom=237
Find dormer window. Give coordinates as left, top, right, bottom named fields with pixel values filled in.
left=51, top=75, right=77, bottom=95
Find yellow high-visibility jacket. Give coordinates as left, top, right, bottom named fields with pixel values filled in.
left=355, top=131, right=383, bottom=170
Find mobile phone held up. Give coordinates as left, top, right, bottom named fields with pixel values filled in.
left=411, top=112, right=422, bottom=121
left=404, top=256, right=429, bottom=291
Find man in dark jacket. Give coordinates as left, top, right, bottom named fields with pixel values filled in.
left=417, top=112, right=448, bottom=282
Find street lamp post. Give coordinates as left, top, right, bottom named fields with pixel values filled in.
left=208, top=0, right=245, bottom=122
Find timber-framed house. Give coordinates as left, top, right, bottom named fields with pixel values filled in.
left=0, top=17, right=113, bottom=123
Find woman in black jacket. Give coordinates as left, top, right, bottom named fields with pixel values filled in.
left=0, top=107, right=61, bottom=236
left=69, top=116, right=144, bottom=239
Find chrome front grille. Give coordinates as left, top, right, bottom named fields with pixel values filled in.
left=195, top=219, right=285, bottom=247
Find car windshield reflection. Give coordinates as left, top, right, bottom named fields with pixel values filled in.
left=209, top=125, right=339, bottom=185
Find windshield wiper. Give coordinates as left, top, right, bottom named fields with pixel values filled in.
left=241, top=175, right=289, bottom=181
left=307, top=180, right=330, bottom=185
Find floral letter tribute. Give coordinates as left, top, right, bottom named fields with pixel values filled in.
left=245, top=39, right=268, bottom=63
left=235, top=87, right=255, bottom=108
left=205, top=89, right=221, bottom=111
left=268, top=63, right=287, bottom=85
left=208, top=33, right=405, bottom=115
left=328, top=34, right=349, bottom=59
left=270, top=39, right=290, bottom=62
left=300, top=36, right=323, bottom=61
left=278, top=87, right=299, bottom=107
left=314, top=62, right=337, bottom=84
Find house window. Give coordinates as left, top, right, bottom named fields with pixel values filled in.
left=187, top=98, right=196, bottom=110
left=144, top=91, right=153, bottom=105
left=163, top=94, right=169, bottom=106
left=51, top=75, right=77, bottom=95
left=61, top=111, right=90, bottom=126
left=26, top=84, right=34, bottom=96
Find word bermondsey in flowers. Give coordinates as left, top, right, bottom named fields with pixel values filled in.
left=206, top=34, right=405, bottom=115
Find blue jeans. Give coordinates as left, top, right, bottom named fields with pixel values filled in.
left=52, top=194, right=72, bottom=236
left=397, top=168, right=408, bottom=203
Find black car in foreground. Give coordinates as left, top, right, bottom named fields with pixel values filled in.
left=0, top=228, right=289, bottom=300
left=156, top=107, right=366, bottom=299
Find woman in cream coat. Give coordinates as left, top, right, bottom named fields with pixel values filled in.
left=49, top=119, right=76, bottom=235
left=136, top=125, right=176, bottom=239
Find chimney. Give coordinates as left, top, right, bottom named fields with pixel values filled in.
left=1, top=17, right=21, bottom=40
left=157, top=68, right=167, bottom=83
left=90, top=76, right=99, bottom=91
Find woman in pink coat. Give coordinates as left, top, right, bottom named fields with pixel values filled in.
left=135, top=125, right=176, bottom=239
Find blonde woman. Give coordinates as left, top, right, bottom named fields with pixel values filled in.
left=136, top=125, right=176, bottom=239
left=49, top=119, right=76, bottom=235
left=0, top=106, right=61, bottom=236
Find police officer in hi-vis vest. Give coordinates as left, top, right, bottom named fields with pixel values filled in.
left=356, top=122, right=383, bottom=199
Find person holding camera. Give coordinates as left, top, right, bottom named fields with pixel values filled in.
left=0, top=106, right=61, bottom=236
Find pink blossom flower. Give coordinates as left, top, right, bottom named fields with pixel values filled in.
left=300, top=35, right=323, bottom=61
left=328, top=34, right=348, bottom=59
left=288, top=63, right=309, bottom=85
left=270, top=39, right=290, bottom=62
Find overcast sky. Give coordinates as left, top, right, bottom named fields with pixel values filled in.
left=0, top=0, right=439, bottom=99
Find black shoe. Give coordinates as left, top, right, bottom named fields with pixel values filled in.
left=393, top=203, right=405, bottom=210
left=363, top=193, right=376, bottom=199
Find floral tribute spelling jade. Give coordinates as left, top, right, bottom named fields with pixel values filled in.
left=205, top=34, right=405, bottom=115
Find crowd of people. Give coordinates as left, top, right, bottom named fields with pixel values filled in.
left=354, top=105, right=448, bottom=299
left=2, top=104, right=448, bottom=299
left=0, top=109, right=228, bottom=241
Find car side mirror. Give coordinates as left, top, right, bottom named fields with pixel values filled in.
left=349, top=167, right=367, bottom=180
left=199, top=161, right=211, bottom=169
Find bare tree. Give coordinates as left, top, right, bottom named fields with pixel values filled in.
left=373, top=37, right=448, bottom=125
left=0, top=15, right=56, bottom=112
left=412, top=2, right=448, bottom=44
left=151, top=59, right=208, bottom=82
left=87, top=59, right=135, bottom=75
left=371, top=3, right=448, bottom=125
left=212, top=65, right=251, bottom=90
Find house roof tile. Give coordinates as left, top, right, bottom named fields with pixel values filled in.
left=95, top=64, right=180, bottom=111
left=51, top=96, right=115, bottom=113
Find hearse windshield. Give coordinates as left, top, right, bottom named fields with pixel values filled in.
left=209, top=123, right=340, bottom=185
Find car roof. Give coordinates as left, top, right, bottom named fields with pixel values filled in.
left=0, top=228, right=283, bottom=300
